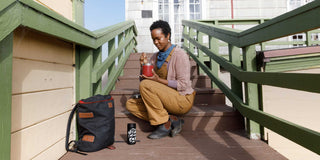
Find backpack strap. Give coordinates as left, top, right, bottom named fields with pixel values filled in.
left=65, top=104, right=79, bottom=152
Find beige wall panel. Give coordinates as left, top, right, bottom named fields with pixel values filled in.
left=11, top=88, right=74, bottom=132
left=33, top=0, right=73, bottom=20
left=12, top=58, right=73, bottom=94
left=11, top=112, right=70, bottom=160
left=32, top=138, right=67, bottom=160
left=263, top=68, right=320, bottom=160
left=13, top=28, right=73, bottom=65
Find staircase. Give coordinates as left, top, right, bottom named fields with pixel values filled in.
left=111, top=53, right=244, bottom=133
left=60, top=53, right=287, bottom=160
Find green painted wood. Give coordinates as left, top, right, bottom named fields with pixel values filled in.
left=94, top=22, right=137, bottom=48
left=92, top=47, right=102, bottom=95
left=78, top=47, right=93, bottom=99
left=108, top=38, right=116, bottom=91
left=75, top=45, right=81, bottom=101
left=183, top=45, right=320, bottom=155
left=72, top=0, right=84, bottom=26
left=118, top=32, right=125, bottom=77
left=102, top=41, right=135, bottom=94
left=228, top=44, right=243, bottom=108
left=200, top=19, right=270, bottom=25
left=183, top=34, right=320, bottom=93
left=183, top=20, right=241, bottom=47
left=197, top=31, right=206, bottom=75
left=0, top=0, right=137, bottom=49
left=239, top=0, right=320, bottom=47
left=209, top=36, right=220, bottom=88
left=0, top=3, right=21, bottom=42
left=21, top=5, right=96, bottom=48
left=243, top=45, right=261, bottom=139
left=265, top=56, right=320, bottom=72
left=0, top=33, right=13, bottom=160
left=0, top=0, right=15, bottom=11
left=91, top=33, right=134, bottom=83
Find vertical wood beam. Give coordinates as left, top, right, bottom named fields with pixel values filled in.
left=243, top=45, right=261, bottom=139
left=209, top=36, right=220, bottom=89
left=92, top=47, right=102, bottom=95
left=229, top=44, right=243, bottom=109
left=197, top=31, right=206, bottom=75
left=118, top=32, right=125, bottom=76
left=183, top=25, right=189, bottom=48
left=0, top=33, right=13, bottom=160
left=72, top=0, right=84, bottom=26
left=78, top=47, right=93, bottom=99
left=108, top=38, right=116, bottom=91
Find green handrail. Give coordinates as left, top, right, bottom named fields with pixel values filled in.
left=182, top=0, right=320, bottom=155
left=0, top=0, right=137, bottom=159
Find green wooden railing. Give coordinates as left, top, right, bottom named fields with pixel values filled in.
left=0, top=0, right=137, bottom=159
left=182, top=0, right=320, bottom=155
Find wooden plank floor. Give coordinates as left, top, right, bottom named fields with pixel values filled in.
left=60, top=130, right=287, bottom=160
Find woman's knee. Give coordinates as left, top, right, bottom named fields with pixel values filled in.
left=126, top=98, right=135, bottom=112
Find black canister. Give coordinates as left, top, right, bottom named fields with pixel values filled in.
left=127, top=123, right=136, bottom=145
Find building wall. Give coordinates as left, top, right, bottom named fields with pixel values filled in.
left=33, top=0, right=73, bottom=20
left=263, top=68, right=320, bottom=160
left=8, top=1, right=77, bottom=159
left=11, top=27, right=75, bottom=160
left=126, top=0, right=157, bottom=53
left=126, top=0, right=289, bottom=53
left=206, top=0, right=287, bottom=20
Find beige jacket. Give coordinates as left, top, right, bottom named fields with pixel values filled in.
left=150, top=47, right=194, bottom=95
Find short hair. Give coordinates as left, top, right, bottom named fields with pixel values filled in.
left=150, top=20, right=171, bottom=40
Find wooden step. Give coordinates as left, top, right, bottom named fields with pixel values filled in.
left=110, top=87, right=241, bottom=132
left=60, top=130, right=287, bottom=160
left=115, top=75, right=212, bottom=90
left=114, top=104, right=244, bottom=133
left=110, top=88, right=225, bottom=107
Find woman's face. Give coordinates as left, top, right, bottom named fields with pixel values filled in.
left=151, top=28, right=171, bottom=52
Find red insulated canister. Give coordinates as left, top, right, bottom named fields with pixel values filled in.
left=142, top=63, right=153, bottom=77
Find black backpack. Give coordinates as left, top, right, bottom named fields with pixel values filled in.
left=65, top=94, right=115, bottom=153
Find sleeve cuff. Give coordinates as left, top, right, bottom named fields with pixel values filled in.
left=168, top=80, right=178, bottom=89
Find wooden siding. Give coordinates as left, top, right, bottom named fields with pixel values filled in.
left=11, top=27, right=74, bottom=160
left=263, top=68, right=320, bottom=160
left=33, top=0, right=73, bottom=20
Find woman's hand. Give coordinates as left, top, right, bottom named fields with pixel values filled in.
left=141, top=69, right=159, bottom=81
left=140, top=53, right=148, bottom=66
left=140, top=69, right=168, bottom=85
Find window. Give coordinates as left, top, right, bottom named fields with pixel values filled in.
left=159, top=0, right=169, bottom=22
left=288, top=0, right=314, bottom=47
left=174, top=0, right=185, bottom=46
left=142, top=10, right=152, bottom=18
left=189, top=0, right=201, bottom=20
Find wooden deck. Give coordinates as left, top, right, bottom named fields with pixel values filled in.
left=60, top=130, right=287, bottom=160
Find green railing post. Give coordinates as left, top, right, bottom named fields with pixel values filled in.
left=108, top=38, right=116, bottom=91
left=243, top=45, right=261, bottom=139
left=228, top=44, right=243, bottom=108
left=93, top=47, right=102, bottom=95
left=189, top=28, right=196, bottom=62
left=183, top=25, right=189, bottom=49
left=306, top=31, right=311, bottom=46
left=209, top=36, right=220, bottom=89
left=197, top=31, right=206, bottom=75
left=78, top=47, right=93, bottom=99
left=118, top=32, right=125, bottom=77
left=0, top=33, right=13, bottom=160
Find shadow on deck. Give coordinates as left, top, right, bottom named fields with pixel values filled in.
left=60, top=130, right=287, bottom=160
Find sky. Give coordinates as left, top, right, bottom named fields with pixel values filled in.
left=84, top=0, right=125, bottom=31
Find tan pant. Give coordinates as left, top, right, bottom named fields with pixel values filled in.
left=126, top=80, right=196, bottom=126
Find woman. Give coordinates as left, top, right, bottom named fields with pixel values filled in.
left=126, top=20, right=195, bottom=139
